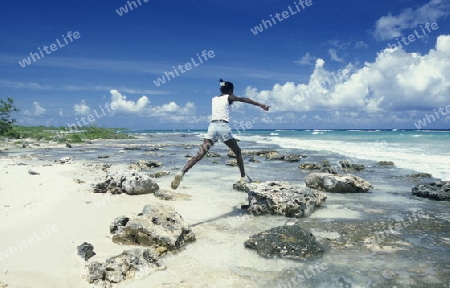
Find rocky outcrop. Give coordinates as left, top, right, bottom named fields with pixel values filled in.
left=283, top=154, right=305, bottom=162
left=265, top=151, right=284, bottom=161
left=233, top=181, right=250, bottom=192
left=93, top=172, right=159, bottom=195
left=299, top=163, right=322, bottom=170
left=228, top=149, right=278, bottom=158
left=378, top=161, right=395, bottom=166
left=86, top=248, right=164, bottom=285
left=412, top=181, right=450, bottom=201
left=129, top=160, right=163, bottom=171
left=339, top=160, right=365, bottom=171
left=206, top=152, right=221, bottom=157
left=408, top=173, right=432, bottom=179
left=244, top=225, right=323, bottom=260
left=320, top=160, right=338, bottom=174
left=54, top=156, right=73, bottom=164
left=226, top=160, right=238, bottom=166
left=305, top=172, right=373, bottom=193
left=148, top=171, right=171, bottom=178
left=77, top=242, right=95, bottom=260
left=245, top=181, right=327, bottom=218
left=110, top=204, right=195, bottom=253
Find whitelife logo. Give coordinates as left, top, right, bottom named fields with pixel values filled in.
left=250, top=0, right=313, bottom=35
left=18, top=31, right=81, bottom=68
left=153, top=50, right=215, bottom=87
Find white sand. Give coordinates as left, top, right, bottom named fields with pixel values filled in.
left=0, top=151, right=296, bottom=288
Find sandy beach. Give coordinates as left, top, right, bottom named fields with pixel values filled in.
left=1, top=133, right=449, bottom=288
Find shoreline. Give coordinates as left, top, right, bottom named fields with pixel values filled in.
left=0, top=136, right=449, bottom=287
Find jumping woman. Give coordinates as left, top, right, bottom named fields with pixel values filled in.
left=171, top=79, right=270, bottom=189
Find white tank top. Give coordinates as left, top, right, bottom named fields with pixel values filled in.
left=211, top=95, right=230, bottom=122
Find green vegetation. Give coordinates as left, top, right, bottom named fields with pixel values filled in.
left=10, top=125, right=133, bottom=143
left=1, top=97, right=132, bottom=143
left=0, top=97, right=19, bottom=137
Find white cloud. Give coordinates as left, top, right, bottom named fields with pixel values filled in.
left=295, top=52, right=317, bottom=65
left=110, top=89, right=150, bottom=114
left=74, top=100, right=91, bottom=115
left=374, top=0, right=450, bottom=40
left=245, top=35, right=450, bottom=114
left=355, top=41, right=369, bottom=49
left=33, top=102, right=45, bottom=116
left=109, top=90, right=195, bottom=119
left=328, top=49, right=345, bottom=63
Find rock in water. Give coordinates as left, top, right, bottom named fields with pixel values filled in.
left=408, top=173, right=432, bottom=179
left=283, top=154, right=304, bottom=162
left=265, top=151, right=284, bottom=161
left=244, top=225, right=323, bottom=260
left=93, top=171, right=159, bottom=195
left=77, top=242, right=96, bottom=260
left=299, top=163, right=322, bottom=170
left=245, top=181, right=326, bottom=218
left=378, top=161, right=394, bottom=166
left=86, top=248, right=163, bottom=285
left=110, top=204, right=195, bottom=252
left=305, top=172, right=373, bottom=193
left=339, top=160, right=365, bottom=171
left=412, top=181, right=450, bottom=201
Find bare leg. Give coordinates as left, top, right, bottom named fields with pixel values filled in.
left=182, top=138, right=214, bottom=174
left=224, top=138, right=245, bottom=177
left=172, top=139, right=214, bottom=189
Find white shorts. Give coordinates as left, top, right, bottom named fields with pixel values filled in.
left=205, top=123, right=234, bottom=143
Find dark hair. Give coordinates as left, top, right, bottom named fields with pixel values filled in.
left=219, top=79, right=234, bottom=93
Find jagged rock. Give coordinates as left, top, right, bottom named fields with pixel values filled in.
left=412, top=181, right=450, bottom=201
left=378, top=161, right=394, bottom=166
left=339, top=160, right=365, bottom=171
left=245, top=181, right=326, bottom=218
left=28, top=169, right=40, bottom=175
left=249, top=157, right=260, bottom=163
left=124, top=146, right=141, bottom=151
left=110, top=204, right=195, bottom=251
left=283, top=154, right=305, bottom=162
left=86, top=248, right=163, bottom=285
left=206, top=152, right=221, bottom=157
left=55, top=156, right=73, bottom=164
left=149, top=171, right=171, bottom=178
left=299, top=163, right=322, bottom=170
left=77, top=242, right=96, bottom=260
left=226, top=160, right=238, bottom=166
left=320, top=160, right=338, bottom=174
left=130, top=160, right=163, bottom=171
left=228, top=149, right=278, bottom=158
left=244, top=225, right=323, bottom=260
left=154, top=190, right=175, bottom=200
left=265, top=151, right=284, bottom=161
left=408, top=173, right=432, bottom=179
left=233, top=181, right=250, bottom=192
left=305, top=172, right=373, bottom=193
left=93, top=172, right=159, bottom=195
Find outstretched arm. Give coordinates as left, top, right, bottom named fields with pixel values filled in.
left=228, top=95, right=270, bottom=111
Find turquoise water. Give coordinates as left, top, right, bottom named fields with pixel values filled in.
left=123, top=129, right=450, bottom=181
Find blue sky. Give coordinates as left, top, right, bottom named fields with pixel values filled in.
left=1, top=0, right=449, bottom=130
